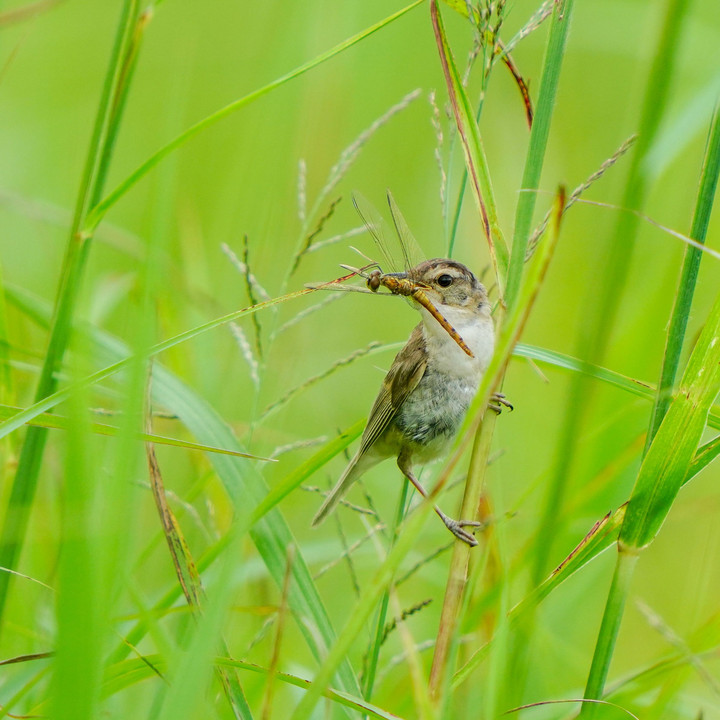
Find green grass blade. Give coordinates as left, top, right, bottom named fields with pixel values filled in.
left=105, top=654, right=403, bottom=720
left=621, top=296, right=720, bottom=549
left=0, top=403, right=270, bottom=459
left=51, top=380, right=103, bottom=720
left=645, top=104, right=720, bottom=449
left=0, top=288, right=311, bottom=441
left=428, top=190, right=565, bottom=703
left=83, top=0, right=424, bottom=233
left=581, top=261, right=720, bottom=717
left=250, top=420, right=364, bottom=524
left=514, top=343, right=656, bottom=401
left=222, top=658, right=407, bottom=720
left=0, top=263, right=12, bottom=406
left=4, top=284, right=362, bottom=695
left=514, top=343, right=720, bottom=430
left=362, top=480, right=411, bottom=706
left=0, top=0, right=141, bottom=632
left=430, top=0, right=508, bottom=292
left=289, top=500, right=435, bottom=720
left=579, top=550, right=640, bottom=719
left=505, top=0, right=575, bottom=311
left=532, top=0, right=693, bottom=581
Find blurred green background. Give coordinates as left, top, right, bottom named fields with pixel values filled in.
left=1, top=0, right=720, bottom=718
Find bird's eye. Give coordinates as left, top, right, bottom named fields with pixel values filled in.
left=437, top=274, right=453, bottom=288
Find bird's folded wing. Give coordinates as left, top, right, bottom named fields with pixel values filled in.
left=358, top=325, right=427, bottom=455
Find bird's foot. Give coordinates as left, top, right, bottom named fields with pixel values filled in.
left=439, top=514, right=483, bottom=547
left=489, top=392, right=514, bottom=414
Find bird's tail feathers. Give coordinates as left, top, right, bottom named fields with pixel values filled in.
left=311, top=451, right=377, bottom=527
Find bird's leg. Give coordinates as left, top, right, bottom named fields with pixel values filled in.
left=397, top=455, right=482, bottom=547
left=489, top=392, right=513, bottom=414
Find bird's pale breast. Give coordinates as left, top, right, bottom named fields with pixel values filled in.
left=391, top=306, right=493, bottom=462
left=392, top=366, right=478, bottom=461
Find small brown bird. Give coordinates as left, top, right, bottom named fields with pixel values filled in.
left=312, top=258, right=498, bottom=546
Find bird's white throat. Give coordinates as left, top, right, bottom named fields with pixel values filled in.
left=419, top=303, right=495, bottom=379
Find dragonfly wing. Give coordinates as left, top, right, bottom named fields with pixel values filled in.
left=386, top=190, right=425, bottom=270
left=352, top=191, right=397, bottom=272
left=305, top=281, right=374, bottom=293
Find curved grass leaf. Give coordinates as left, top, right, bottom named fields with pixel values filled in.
left=513, top=343, right=720, bottom=431
left=620, top=292, right=720, bottom=550
left=3, top=284, right=361, bottom=698
left=0, top=403, right=270, bottom=459
left=0, top=287, right=312, bottom=441
left=103, top=655, right=406, bottom=720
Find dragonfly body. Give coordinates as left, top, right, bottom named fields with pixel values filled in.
left=366, top=263, right=477, bottom=357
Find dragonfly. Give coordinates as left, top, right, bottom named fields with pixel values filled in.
left=308, top=191, right=475, bottom=358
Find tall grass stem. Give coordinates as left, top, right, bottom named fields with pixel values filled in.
left=0, top=0, right=141, bottom=630
left=645, top=104, right=720, bottom=450
left=504, top=0, right=574, bottom=312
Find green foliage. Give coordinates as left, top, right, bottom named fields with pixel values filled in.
left=1, top=1, right=719, bottom=719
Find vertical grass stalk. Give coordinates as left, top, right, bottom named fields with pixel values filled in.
left=531, top=0, right=692, bottom=584
left=580, top=179, right=720, bottom=712
left=0, top=0, right=142, bottom=629
left=428, top=412, right=497, bottom=702
left=362, top=480, right=410, bottom=709
left=428, top=189, right=566, bottom=707
left=645, top=104, right=720, bottom=450
left=51, top=373, right=103, bottom=720
left=504, top=0, right=575, bottom=312
left=431, top=0, right=509, bottom=292
left=579, top=550, right=639, bottom=718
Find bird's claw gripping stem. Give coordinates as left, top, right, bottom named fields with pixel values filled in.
left=438, top=511, right=483, bottom=547
left=489, top=392, right=514, bottom=414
